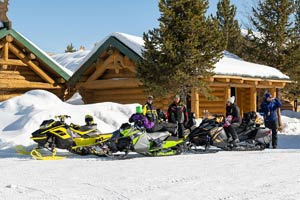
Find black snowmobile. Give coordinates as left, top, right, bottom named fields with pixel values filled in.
left=187, top=112, right=272, bottom=152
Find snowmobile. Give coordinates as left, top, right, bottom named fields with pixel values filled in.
left=102, top=122, right=187, bottom=158
left=17, top=115, right=112, bottom=160
left=187, top=112, right=272, bottom=152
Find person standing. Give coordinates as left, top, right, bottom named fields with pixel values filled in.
left=224, top=96, right=241, bottom=145
left=260, top=93, right=282, bottom=149
left=167, top=95, right=188, bottom=138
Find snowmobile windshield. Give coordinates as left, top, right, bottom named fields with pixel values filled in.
left=39, top=119, right=55, bottom=129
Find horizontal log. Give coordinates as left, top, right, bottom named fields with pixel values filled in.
left=0, top=80, right=62, bottom=89
left=87, top=88, right=146, bottom=96
left=199, top=97, right=225, bottom=102
left=92, top=94, right=146, bottom=102
left=210, top=82, right=254, bottom=88
left=0, top=58, right=27, bottom=66
left=76, top=78, right=141, bottom=90
left=0, top=68, right=36, bottom=74
left=101, top=72, right=136, bottom=79
left=84, top=98, right=142, bottom=105
left=0, top=74, right=43, bottom=81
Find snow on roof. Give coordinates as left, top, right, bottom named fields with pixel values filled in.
left=52, top=50, right=90, bottom=73
left=215, top=51, right=289, bottom=79
left=54, top=32, right=289, bottom=80
left=15, top=30, right=73, bottom=77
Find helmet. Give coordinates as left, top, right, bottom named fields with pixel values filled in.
left=136, top=106, right=143, bottom=114
left=85, top=114, right=94, bottom=125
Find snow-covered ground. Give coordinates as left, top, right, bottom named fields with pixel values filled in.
left=1, top=90, right=300, bottom=200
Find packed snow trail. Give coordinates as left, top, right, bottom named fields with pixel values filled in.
left=1, top=150, right=300, bottom=200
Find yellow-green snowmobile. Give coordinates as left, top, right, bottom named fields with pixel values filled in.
left=20, top=115, right=112, bottom=160
left=103, top=122, right=187, bottom=159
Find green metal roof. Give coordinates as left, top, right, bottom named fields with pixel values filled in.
left=0, top=28, right=71, bottom=80
left=68, top=36, right=142, bottom=86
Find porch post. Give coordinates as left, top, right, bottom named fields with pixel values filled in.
left=191, top=88, right=200, bottom=118
left=250, top=87, right=257, bottom=112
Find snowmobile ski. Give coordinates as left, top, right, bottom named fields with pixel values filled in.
left=15, top=145, right=32, bottom=155
left=30, top=148, right=65, bottom=160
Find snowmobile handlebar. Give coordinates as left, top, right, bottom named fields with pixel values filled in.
left=55, top=115, right=71, bottom=122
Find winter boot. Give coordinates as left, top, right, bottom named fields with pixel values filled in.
left=232, top=138, right=240, bottom=147
left=152, top=139, right=162, bottom=149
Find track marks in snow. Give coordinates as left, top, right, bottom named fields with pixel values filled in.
left=3, top=184, right=61, bottom=200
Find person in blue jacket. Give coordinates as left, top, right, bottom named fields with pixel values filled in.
left=260, top=92, right=282, bottom=149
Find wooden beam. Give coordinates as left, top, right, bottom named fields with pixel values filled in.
left=56, top=78, right=66, bottom=84
left=250, top=87, right=257, bottom=112
left=28, top=53, right=36, bottom=60
left=86, top=56, right=113, bottom=82
left=0, top=80, right=61, bottom=89
left=231, top=79, right=244, bottom=84
left=272, top=82, right=286, bottom=88
left=5, top=35, right=14, bottom=43
left=225, top=86, right=231, bottom=102
left=77, top=78, right=141, bottom=90
left=215, top=78, right=230, bottom=82
left=0, top=58, right=27, bottom=66
left=2, top=40, right=9, bottom=69
left=269, top=88, right=276, bottom=98
left=191, top=88, right=200, bottom=118
left=8, top=43, right=55, bottom=84
left=210, top=82, right=253, bottom=88
left=89, top=88, right=145, bottom=96
left=245, top=80, right=258, bottom=85
left=3, top=42, right=8, bottom=61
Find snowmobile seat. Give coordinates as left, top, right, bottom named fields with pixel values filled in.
left=147, top=131, right=170, bottom=141
left=78, top=124, right=97, bottom=132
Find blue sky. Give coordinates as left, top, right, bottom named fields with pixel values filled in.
left=9, top=0, right=252, bottom=53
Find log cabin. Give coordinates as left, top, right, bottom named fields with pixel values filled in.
left=0, top=28, right=71, bottom=101
left=68, top=32, right=290, bottom=117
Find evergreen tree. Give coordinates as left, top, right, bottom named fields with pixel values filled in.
left=137, top=0, right=224, bottom=100
left=284, top=0, right=300, bottom=103
left=246, top=0, right=294, bottom=72
left=65, top=43, right=76, bottom=53
left=216, top=0, right=243, bottom=55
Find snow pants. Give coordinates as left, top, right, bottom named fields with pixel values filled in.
left=264, top=120, right=278, bottom=147
left=147, top=122, right=177, bottom=134
left=224, top=122, right=239, bottom=140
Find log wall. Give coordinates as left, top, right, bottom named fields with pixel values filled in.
left=198, top=87, right=227, bottom=117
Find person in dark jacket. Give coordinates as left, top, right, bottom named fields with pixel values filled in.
left=167, top=95, right=188, bottom=138
left=260, top=92, right=282, bottom=149
left=224, top=96, right=241, bottom=145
